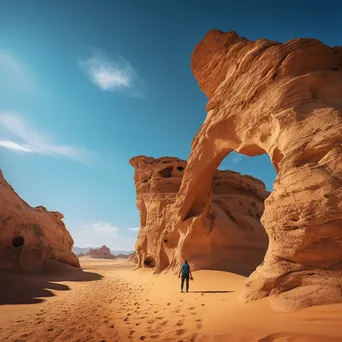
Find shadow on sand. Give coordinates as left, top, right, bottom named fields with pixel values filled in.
left=190, top=290, right=234, bottom=294
left=0, top=261, right=103, bottom=305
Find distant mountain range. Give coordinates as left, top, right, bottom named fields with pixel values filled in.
left=72, top=246, right=134, bottom=256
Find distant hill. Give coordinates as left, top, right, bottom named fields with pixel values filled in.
left=73, top=246, right=134, bottom=256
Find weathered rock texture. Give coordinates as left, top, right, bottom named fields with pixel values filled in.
left=130, top=156, right=269, bottom=276
left=0, top=170, right=80, bottom=271
left=178, top=29, right=342, bottom=311
left=127, top=252, right=138, bottom=264
left=86, top=245, right=116, bottom=259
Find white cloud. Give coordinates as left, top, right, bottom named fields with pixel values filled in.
left=231, top=152, right=246, bottom=164
left=0, top=51, right=35, bottom=92
left=0, top=112, right=88, bottom=162
left=79, top=50, right=145, bottom=97
left=92, top=221, right=119, bottom=235
left=68, top=220, right=138, bottom=251
left=0, top=140, right=33, bottom=153
left=128, top=227, right=140, bottom=232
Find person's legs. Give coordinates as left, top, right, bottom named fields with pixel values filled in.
left=181, top=276, right=185, bottom=292
left=186, top=276, right=189, bottom=292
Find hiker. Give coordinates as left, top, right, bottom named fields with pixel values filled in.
left=178, top=260, right=194, bottom=292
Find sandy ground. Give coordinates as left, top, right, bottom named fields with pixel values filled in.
left=1, top=258, right=342, bottom=342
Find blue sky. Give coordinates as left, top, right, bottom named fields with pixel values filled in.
left=0, top=1, right=341, bottom=250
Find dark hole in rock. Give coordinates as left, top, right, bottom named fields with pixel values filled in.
left=12, top=236, right=24, bottom=248
left=144, top=256, right=155, bottom=267
left=143, top=179, right=149, bottom=183
left=159, top=166, right=173, bottom=178
left=176, top=166, right=184, bottom=172
left=164, top=239, right=168, bottom=243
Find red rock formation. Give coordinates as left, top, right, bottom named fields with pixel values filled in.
left=179, top=29, right=342, bottom=310
left=86, top=245, right=116, bottom=259
left=130, top=156, right=269, bottom=275
left=0, top=170, right=80, bottom=271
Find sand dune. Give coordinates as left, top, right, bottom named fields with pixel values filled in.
left=1, top=258, right=342, bottom=341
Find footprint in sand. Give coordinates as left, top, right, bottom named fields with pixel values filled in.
left=150, top=335, right=160, bottom=339
left=176, top=329, right=185, bottom=335
left=195, top=319, right=202, bottom=322
left=140, top=336, right=146, bottom=340
left=201, top=304, right=205, bottom=306
left=147, top=320, right=155, bottom=324
left=176, top=322, right=184, bottom=327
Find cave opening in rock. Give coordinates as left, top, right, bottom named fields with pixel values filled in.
left=177, top=166, right=184, bottom=172
left=144, top=256, right=155, bottom=267
left=12, top=236, right=25, bottom=248
left=159, top=166, right=173, bottom=178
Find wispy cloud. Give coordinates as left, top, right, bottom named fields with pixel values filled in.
left=0, top=51, right=36, bottom=93
left=128, top=227, right=140, bottom=232
left=231, top=152, right=246, bottom=164
left=78, top=49, right=145, bottom=98
left=68, top=220, right=137, bottom=250
left=0, top=140, right=33, bottom=153
left=91, top=221, right=119, bottom=235
left=0, top=112, right=89, bottom=162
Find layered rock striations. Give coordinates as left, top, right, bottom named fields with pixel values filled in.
left=130, top=156, right=269, bottom=275
left=86, top=245, right=116, bottom=259
left=0, top=170, right=80, bottom=271
left=177, top=30, right=342, bottom=310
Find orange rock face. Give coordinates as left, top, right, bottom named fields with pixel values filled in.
left=130, top=156, right=269, bottom=275
left=0, top=170, right=80, bottom=271
left=181, top=29, right=342, bottom=310
left=86, top=245, right=116, bottom=259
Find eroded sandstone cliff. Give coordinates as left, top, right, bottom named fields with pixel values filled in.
left=176, top=29, right=342, bottom=311
left=130, top=156, right=269, bottom=276
left=0, top=170, right=80, bottom=271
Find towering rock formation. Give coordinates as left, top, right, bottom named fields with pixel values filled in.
left=130, top=156, right=269, bottom=275
left=177, top=30, right=342, bottom=310
left=0, top=170, right=80, bottom=271
left=86, top=245, right=116, bottom=259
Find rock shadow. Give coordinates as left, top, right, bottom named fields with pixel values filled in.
left=0, top=261, right=103, bottom=305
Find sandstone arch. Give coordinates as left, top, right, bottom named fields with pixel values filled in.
left=173, top=30, right=342, bottom=311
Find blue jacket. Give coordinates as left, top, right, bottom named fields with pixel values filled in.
left=181, top=263, right=190, bottom=277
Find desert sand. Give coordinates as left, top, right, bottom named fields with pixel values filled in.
left=1, top=258, right=342, bottom=342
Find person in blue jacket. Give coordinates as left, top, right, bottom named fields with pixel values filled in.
left=178, top=260, right=194, bottom=292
